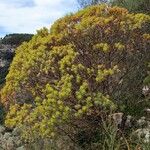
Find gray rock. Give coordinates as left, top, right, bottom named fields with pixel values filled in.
left=0, top=133, right=3, bottom=138
left=6, top=137, right=15, bottom=150
left=16, top=146, right=26, bottom=150
left=12, top=128, right=20, bottom=136
left=14, top=137, right=22, bottom=147
left=137, top=117, right=146, bottom=127
left=111, top=113, right=123, bottom=126
left=3, top=132, right=11, bottom=139
left=0, top=125, right=5, bottom=133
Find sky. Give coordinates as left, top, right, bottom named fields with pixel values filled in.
left=0, top=0, right=78, bottom=37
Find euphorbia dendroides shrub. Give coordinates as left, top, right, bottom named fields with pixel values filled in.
left=1, top=5, right=150, bottom=140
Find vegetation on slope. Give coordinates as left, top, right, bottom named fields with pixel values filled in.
left=0, top=5, right=149, bottom=149
left=0, top=34, right=33, bottom=124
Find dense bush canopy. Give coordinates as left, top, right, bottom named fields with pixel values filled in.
left=1, top=5, right=150, bottom=140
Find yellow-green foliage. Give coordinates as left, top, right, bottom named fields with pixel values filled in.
left=1, top=5, right=150, bottom=140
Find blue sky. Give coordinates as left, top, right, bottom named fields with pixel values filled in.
left=0, top=0, right=79, bottom=37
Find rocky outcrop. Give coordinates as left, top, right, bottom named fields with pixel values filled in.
left=0, top=44, right=15, bottom=86
left=0, top=126, right=25, bottom=150
left=111, top=113, right=150, bottom=144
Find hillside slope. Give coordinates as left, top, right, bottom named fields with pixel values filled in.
left=0, top=34, right=33, bottom=87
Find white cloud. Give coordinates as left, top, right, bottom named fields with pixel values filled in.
left=0, top=0, right=78, bottom=36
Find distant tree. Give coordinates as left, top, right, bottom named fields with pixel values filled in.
left=78, top=0, right=150, bottom=14
left=111, top=0, right=150, bottom=14
left=1, top=34, right=34, bottom=46
left=77, top=0, right=108, bottom=7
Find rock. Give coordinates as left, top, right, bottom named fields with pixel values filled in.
left=137, top=117, right=146, bottom=127
left=145, top=108, right=150, bottom=113
left=144, top=108, right=150, bottom=118
left=0, top=125, right=26, bottom=149
left=16, top=146, right=26, bottom=150
left=0, top=125, right=5, bottom=133
left=147, top=121, right=150, bottom=128
left=14, top=137, right=22, bottom=147
left=125, top=115, right=132, bottom=127
left=12, top=127, right=20, bottom=136
left=111, top=113, right=123, bottom=126
left=135, top=128, right=150, bottom=143
left=144, top=131, right=150, bottom=143
left=3, top=132, right=11, bottom=139
left=0, top=133, right=3, bottom=138
left=142, top=86, right=149, bottom=96
left=6, top=137, right=15, bottom=150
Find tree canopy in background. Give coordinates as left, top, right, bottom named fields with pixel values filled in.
left=1, top=34, right=34, bottom=46
left=112, top=0, right=150, bottom=14
left=77, top=0, right=108, bottom=7
left=78, top=0, right=150, bottom=14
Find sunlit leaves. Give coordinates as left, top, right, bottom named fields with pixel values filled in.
left=1, top=4, right=150, bottom=140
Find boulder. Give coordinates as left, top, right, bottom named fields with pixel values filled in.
left=0, top=125, right=5, bottom=133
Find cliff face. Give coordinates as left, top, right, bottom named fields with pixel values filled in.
left=0, top=34, right=33, bottom=87
left=0, top=44, right=15, bottom=86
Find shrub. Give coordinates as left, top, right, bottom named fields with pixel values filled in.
left=1, top=5, right=150, bottom=143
